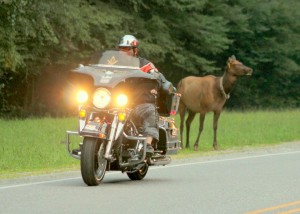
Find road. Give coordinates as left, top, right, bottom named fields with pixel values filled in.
left=1, top=143, right=300, bottom=214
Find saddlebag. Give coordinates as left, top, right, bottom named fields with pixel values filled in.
left=157, top=92, right=181, bottom=117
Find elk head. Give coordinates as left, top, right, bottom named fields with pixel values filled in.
left=227, top=55, right=253, bottom=76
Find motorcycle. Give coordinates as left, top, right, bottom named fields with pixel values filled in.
left=65, top=50, right=181, bottom=186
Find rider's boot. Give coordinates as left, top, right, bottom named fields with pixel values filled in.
left=146, top=144, right=154, bottom=157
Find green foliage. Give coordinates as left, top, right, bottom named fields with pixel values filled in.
left=223, top=0, right=300, bottom=109
left=0, top=0, right=299, bottom=117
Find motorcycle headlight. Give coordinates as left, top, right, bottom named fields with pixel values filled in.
left=93, top=88, right=111, bottom=109
left=77, top=90, right=89, bottom=103
left=116, top=94, right=128, bottom=107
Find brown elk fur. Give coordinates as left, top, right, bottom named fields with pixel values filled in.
left=177, top=55, right=253, bottom=150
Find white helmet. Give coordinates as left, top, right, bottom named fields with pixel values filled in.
left=118, top=35, right=138, bottom=48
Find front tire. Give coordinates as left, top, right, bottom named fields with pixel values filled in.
left=127, top=163, right=149, bottom=180
left=81, top=137, right=107, bottom=186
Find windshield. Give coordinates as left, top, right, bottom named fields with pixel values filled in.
left=95, top=50, right=140, bottom=68
left=72, top=50, right=155, bottom=88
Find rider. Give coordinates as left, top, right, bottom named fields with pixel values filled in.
left=118, top=35, right=173, bottom=156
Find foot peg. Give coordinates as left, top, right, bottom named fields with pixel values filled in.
left=149, top=155, right=171, bottom=166
left=72, top=148, right=81, bottom=156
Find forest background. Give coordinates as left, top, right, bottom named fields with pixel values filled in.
left=0, top=0, right=299, bottom=117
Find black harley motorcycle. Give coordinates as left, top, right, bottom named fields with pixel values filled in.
left=65, top=50, right=181, bottom=186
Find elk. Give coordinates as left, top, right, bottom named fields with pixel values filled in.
left=177, top=55, right=253, bottom=150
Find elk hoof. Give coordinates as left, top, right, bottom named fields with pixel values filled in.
left=194, top=144, right=198, bottom=151
left=213, top=145, right=219, bottom=150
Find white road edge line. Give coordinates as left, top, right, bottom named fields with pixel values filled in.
left=1, top=150, right=300, bottom=190
left=163, top=150, right=300, bottom=168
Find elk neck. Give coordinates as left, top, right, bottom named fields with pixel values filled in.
left=220, top=71, right=238, bottom=99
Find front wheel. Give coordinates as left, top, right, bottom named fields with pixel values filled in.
left=127, top=163, right=149, bottom=180
left=81, top=137, right=107, bottom=186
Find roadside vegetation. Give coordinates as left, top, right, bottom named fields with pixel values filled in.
left=1, top=110, right=299, bottom=179
left=176, top=109, right=300, bottom=157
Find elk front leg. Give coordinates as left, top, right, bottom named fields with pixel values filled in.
left=179, top=102, right=186, bottom=149
left=185, top=111, right=196, bottom=149
left=194, top=113, right=205, bottom=151
left=213, top=111, right=221, bottom=150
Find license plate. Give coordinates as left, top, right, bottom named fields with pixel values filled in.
left=84, top=124, right=97, bottom=131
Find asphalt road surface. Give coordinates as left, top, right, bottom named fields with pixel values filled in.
left=1, top=142, right=300, bottom=214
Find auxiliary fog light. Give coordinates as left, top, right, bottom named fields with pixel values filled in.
left=116, top=94, right=128, bottom=107
left=77, top=90, right=88, bottom=103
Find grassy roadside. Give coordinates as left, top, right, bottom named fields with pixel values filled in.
left=1, top=110, right=299, bottom=179
left=176, top=109, right=300, bottom=151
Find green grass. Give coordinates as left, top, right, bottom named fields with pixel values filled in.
left=175, top=109, right=300, bottom=154
left=0, top=117, right=80, bottom=179
left=0, top=110, right=300, bottom=179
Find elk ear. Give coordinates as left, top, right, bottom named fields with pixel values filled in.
left=227, top=55, right=236, bottom=63
left=227, top=55, right=236, bottom=68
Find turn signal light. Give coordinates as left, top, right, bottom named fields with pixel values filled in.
left=118, top=113, right=126, bottom=121
left=98, top=133, right=106, bottom=139
left=79, top=109, right=86, bottom=118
